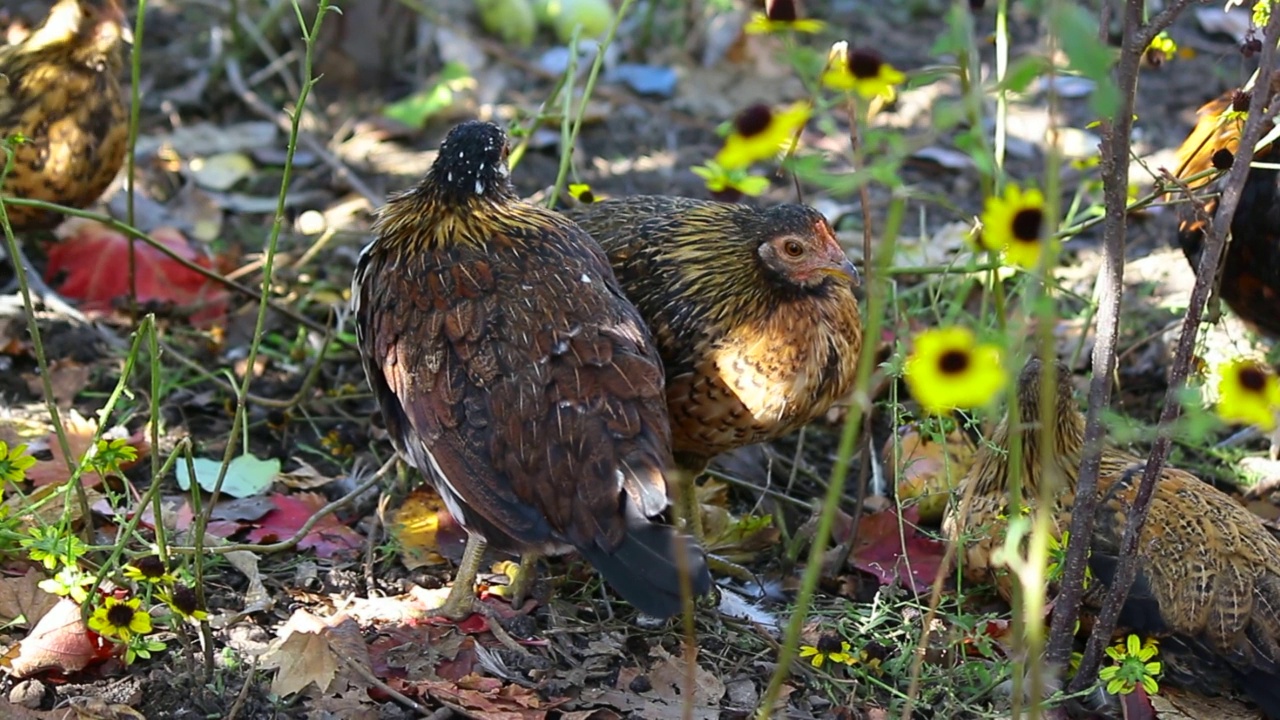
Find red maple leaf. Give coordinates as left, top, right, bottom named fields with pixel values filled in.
left=45, top=220, right=229, bottom=327
left=846, top=506, right=951, bottom=593
left=246, top=493, right=362, bottom=559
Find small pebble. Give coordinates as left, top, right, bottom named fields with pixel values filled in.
left=9, top=679, right=44, bottom=708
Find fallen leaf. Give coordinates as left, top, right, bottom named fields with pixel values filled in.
left=885, top=423, right=976, bottom=524
left=388, top=488, right=463, bottom=569
left=420, top=673, right=566, bottom=720
left=188, top=152, right=255, bottom=191
left=24, top=359, right=91, bottom=408
left=0, top=567, right=59, bottom=627
left=45, top=220, right=229, bottom=328
left=1150, top=685, right=1259, bottom=719
left=278, top=458, right=334, bottom=490
left=23, top=411, right=148, bottom=489
left=174, top=454, right=280, bottom=498
left=261, top=609, right=339, bottom=697
left=246, top=493, right=362, bottom=559
left=839, top=506, right=950, bottom=593
left=0, top=598, right=112, bottom=678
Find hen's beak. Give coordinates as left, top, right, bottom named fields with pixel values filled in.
left=822, top=257, right=861, bottom=288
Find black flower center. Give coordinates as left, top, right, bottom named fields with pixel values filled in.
left=1011, top=208, right=1044, bottom=242
left=133, top=555, right=167, bottom=579
left=1211, top=148, right=1234, bottom=171
left=734, top=104, right=773, bottom=137
left=939, top=349, right=971, bottom=375
left=848, top=49, right=884, bottom=80
left=106, top=603, right=136, bottom=628
left=1240, top=365, right=1268, bottom=393
left=765, top=0, right=798, bottom=22
left=816, top=633, right=843, bottom=654
left=171, top=585, right=201, bottom=616
left=1233, top=90, right=1252, bottom=113
left=577, top=189, right=596, bottom=203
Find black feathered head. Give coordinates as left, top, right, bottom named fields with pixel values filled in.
left=422, top=121, right=514, bottom=204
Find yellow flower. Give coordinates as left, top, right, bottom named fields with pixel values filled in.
left=904, top=327, right=1007, bottom=415
left=1099, top=634, right=1161, bottom=695
left=1216, top=358, right=1280, bottom=431
left=123, top=555, right=174, bottom=586
left=714, top=102, right=811, bottom=170
left=159, top=584, right=209, bottom=623
left=88, top=596, right=153, bottom=641
left=798, top=634, right=855, bottom=668
left=1045, top=531, right=1093, bottom=588
left=744, top=0, right=824, bottom=34
left=979, top=184, right=1049, bottom=268
left=691, top=161, right=770, bottom=200
left=0, top=441, right=36, bottom=484
left=568, top=183, right=597, bottom=203
left=821, top=45, right=906, bottom=100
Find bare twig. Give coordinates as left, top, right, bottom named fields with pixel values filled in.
left=1062, top=2, right=1280, bottom=688
left=1044, top=0, right=1151, bottom=670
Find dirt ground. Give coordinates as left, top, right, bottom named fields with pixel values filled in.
left=0, top=0, right=1275, bottom=718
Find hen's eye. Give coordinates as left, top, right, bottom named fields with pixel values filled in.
left=783, top=240, right=804, bottom=257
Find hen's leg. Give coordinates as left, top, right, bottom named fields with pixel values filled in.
left=431, top=534, right=486, bottom=621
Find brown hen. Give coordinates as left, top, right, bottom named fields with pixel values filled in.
left=944, top=358, right=1280, bottom=717
left=566, top=196, right=863, bottom=536
left=1174, top=71, right=1280, bottom=339
left=0, top=0, right=127, bottom=229
left=352, top=122, right=711, bottom=620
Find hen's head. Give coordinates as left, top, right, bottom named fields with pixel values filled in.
left=421, top=120, right=514, bottom=204
left=754, top=205, right=859, bottom=292
left=21, top=0, right=127, bottom=71
left=1015, top=357, right=1078, bottom=427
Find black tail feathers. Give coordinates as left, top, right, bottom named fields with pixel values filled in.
left=579, top=519, right=712, bottom=619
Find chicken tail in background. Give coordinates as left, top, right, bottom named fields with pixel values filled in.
left=577, top=506, right=712, bottom=619
left=1173, top=71, right=1280, bottom=339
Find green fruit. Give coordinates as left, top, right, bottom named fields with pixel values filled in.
left=550, top=0, right=615, bottom=43
left=475, top=0, right=536, bottom=48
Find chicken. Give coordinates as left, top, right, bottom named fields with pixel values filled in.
left=1174, top=71, right=1280, bottom=339
left=944, top=358, right=1280, bottom=716
left=352, top=121, right=711, bottom=620
left=0, top=0, right=128, bottom=307
left=566, top=196, right=863, bottom=537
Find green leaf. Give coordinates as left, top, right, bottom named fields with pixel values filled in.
left=175, top=454, right=280, bottom=498
left=381, top=62, right=474, bottom=128
left=1001, top=56, right=1050, bottom=94
left=1054, top=5, right=1117, bottom=80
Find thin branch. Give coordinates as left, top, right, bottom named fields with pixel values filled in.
left=1044, top=0, right=1149, bottom=669
left=1069, top=4, right=1280, bottom=689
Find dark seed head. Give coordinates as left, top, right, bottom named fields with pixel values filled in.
left=733, top=104, right=773, bottom=137
left=968, top=0, right=986, bottom=8
left=577, top=189, right=595, bottom=204
left=132, top=555, right=168, bottom=579
left=170, top=585, right=202, bottom=617
left=1240, top=365, right=1268, bottom=393
left=709, top=187, right=745, bottom=204
left=1243, top=37, right=1263, bottom=58
left=816, top=633, right=844, bottom=654
left=1212, top=148, right=1234, bottom=170
left=1232, top=90, right=1252, bottom=113
left=848, top=49, right=885, bottom=80
left=765, top=0, right=798, bottom=22
left=105, top=602, right=136, bottom=628
left=1011, top=208, right=1044, bottom=241
left=1144, top=47, right=1164, bottom=67
left=939, top=349, right=971, bottom=375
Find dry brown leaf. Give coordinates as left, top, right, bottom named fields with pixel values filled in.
left=0, top=597, right=107, bottom=678
left=884, top=423, right=977, bottom=523
left=24, top=359, right=91, bottom=408
left=277, top=457, right=334, bottom=490
left=6, top=483, right=107, bottom=530
left=62, top=696, right=147, bottom=720
left=1149, top=686, right=1261, bottom=719
left=0, top=567, right=59, bottom=627
left=260, top=609, right=339, bottom=697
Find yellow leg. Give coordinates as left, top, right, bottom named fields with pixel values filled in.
left=504, top=553, right=540, bottom=607
left=672, top=464, right=705, bottom=541
left=432, top=534, right=486, bottom=620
